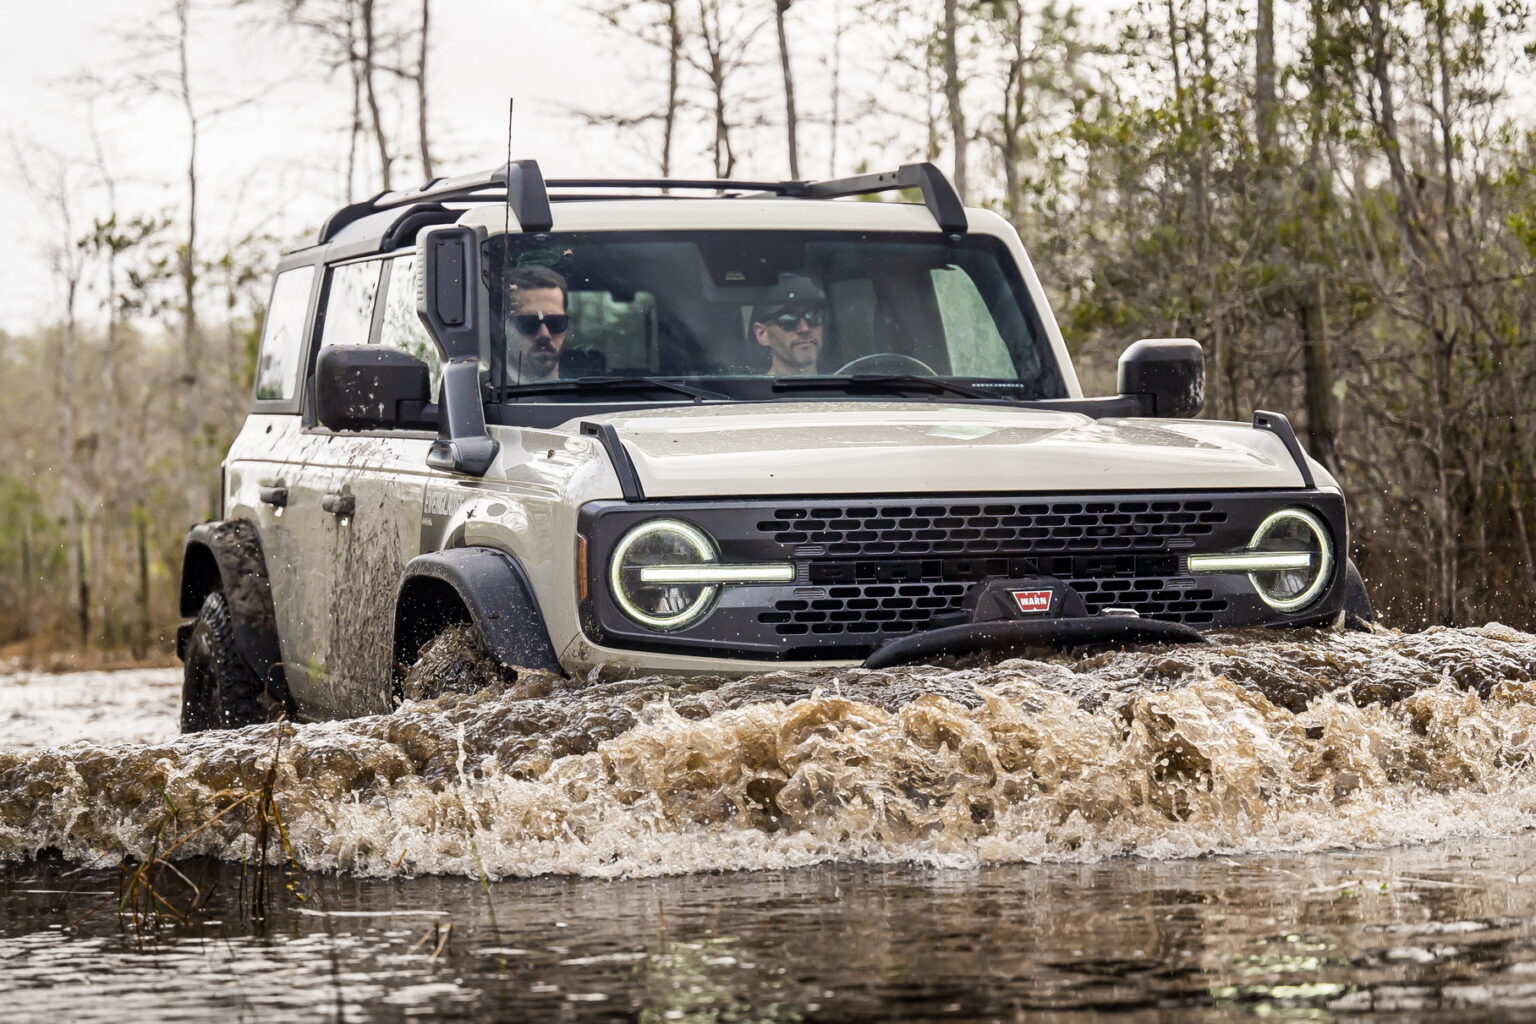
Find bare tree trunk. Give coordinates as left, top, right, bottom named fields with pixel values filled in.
left=1254, top=0, right=1276, bottom=161
left=1297, top=0, right=1337, bottom=471
left=346, top=2, right=363, bottom=196
left=775, top=0, right=800, bottom=178
left=697, top=0, right=735, bottom=178
left=1298, top=283, right=1338, bottom=468
left=942, top=0, right=967, bottom=200
left=361, top=0, right=393, bottom=190
left=174, top=0, right=200, bottom=396
left=829, top=0, right=844, bottom=175
left=663, top=0, right=680, bottom=176
left=87, top=113, right=121, bottom=368
left=416, top=0, right=433, bottom=179
left=20, top=519, right=33, bottom=643
left=74, top=508, right=90, bottom=649
left=998, top=0, right=1026, bottom=220
left=1365, top=0, right=1456, bottom=621
left=135, top=503, right=150, bottom=659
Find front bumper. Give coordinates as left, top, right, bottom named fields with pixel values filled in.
left=578, top=489, right=1349, bottom=662
left=862, top=616, right=1209, bottom=669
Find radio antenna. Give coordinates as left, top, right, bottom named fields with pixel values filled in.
left=513, top=97, right=525, bottom=239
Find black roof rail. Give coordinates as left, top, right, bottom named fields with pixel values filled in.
left=316, top=159, right=552, bottom=243
left=778, top=162, right=967, bottom=234
left=545, top=178, right=799, bottom=193
left=315, top=159, right=968, bottom=244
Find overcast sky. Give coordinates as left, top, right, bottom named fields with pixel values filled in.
left=1, top=0, right=1120, bottom=335
left=2, top=1, right=690, bottom=333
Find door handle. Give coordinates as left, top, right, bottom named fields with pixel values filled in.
left=321, top=492, right=355, bottom=517
left=259, top=486, right=289, bottom=508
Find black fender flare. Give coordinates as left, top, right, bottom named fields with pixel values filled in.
left=178, top=520, right=292, bottom=712
left=395, top=547, right=564, bottom=675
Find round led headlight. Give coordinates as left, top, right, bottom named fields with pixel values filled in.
left=609, top=519, right=719, bottom=630
left=1247, top=508, right=1333, bottom=611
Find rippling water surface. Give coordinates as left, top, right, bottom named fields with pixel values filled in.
left=3, top=624, right=1536, bottom=1020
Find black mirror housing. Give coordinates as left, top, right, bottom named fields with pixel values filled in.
left=315, top=346, right=431, bottom=431
left=417, top=223, right=498, bottom=475
left=1117, top=338, right=1204, bottom=418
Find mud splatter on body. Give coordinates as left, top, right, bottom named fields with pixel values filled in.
left=2, top=625, right=1534, bottom=879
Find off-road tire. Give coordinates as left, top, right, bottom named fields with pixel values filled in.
left=181, top=591, right=267, bottom=732
left=1343, top=560, right=1375, bottom=631
left=397, top=622, right=518, bottom=705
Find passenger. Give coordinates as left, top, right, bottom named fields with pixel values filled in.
left=751, top=276, right=826, bottom=376
left=505, top=266, right=570, bottom=383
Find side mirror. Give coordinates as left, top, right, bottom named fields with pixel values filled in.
left=315, top=346, right=430, bottom=431
left=418, top=223, right=498, bottom=476
left=1117, top=338, right=1204, bottom=418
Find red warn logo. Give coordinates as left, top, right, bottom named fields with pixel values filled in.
left=1011, top=590, right=1054, bottom=614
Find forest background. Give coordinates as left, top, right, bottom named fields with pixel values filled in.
left=3, top=0, right=1533, bottom=664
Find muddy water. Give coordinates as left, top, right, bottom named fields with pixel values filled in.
left=3, top=625, right=1536, bottom=1020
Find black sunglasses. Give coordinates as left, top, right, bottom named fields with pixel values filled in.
left=510, top=312, right=570, bottom=336
left=768, top=308, right=826, bottom=331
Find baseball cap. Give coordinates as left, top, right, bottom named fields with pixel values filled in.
left=751, top=275, right=827, bottom=324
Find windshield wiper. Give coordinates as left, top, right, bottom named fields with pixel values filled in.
left=499, top=376, right=730, bottom=402
left=772, top=374, right=998, bottom=401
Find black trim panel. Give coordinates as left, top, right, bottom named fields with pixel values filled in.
left=581, top=421, right=644, bottom=500
left=1253, top=410, right=1316, bottom=488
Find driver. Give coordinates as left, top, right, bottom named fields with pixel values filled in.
left=505, top=266, right=570, bottom=383
left=750, top=275, right=826, bottom=376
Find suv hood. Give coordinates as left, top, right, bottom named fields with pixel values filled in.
left=578, top=402, right=1307, bottom=497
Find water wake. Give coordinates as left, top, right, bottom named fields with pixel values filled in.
left=2, top=625, right=1534, bottom=878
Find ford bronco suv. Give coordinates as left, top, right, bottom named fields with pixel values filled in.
left=176, top=160, right=1372, bottom=728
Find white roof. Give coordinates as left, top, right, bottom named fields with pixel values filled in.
left=457, top=197, right=1015, bottom=236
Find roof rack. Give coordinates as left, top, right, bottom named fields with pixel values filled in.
left=315, top=159, right=967, bottom=244
left=769, top=163, right=968, bottom=234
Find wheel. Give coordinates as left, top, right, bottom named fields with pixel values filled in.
left=1343, top=559, right=1375, bottom=630
left=834, top=352, right=937, bottom=375
left=397, top=622, right=518, bottom=704
left=181, top=591, right=268, bottom=732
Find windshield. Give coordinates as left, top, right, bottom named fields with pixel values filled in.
left=484, top=230, right=1066, bottom=399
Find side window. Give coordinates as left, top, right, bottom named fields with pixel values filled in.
left=931, top=266, right=1015, bottom=378
left=320, top=259, right=384, bottom=349
left=378, top=254, right=443, bottom=399
left=253, top=265, right=316, bottom=401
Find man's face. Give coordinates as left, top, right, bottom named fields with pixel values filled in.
left=507, top=287, right=568, bottom=382
left=754, top=304, right=824, bottom=375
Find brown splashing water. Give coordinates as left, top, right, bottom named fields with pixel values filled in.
left=3, top=624, right=1535, bottom=879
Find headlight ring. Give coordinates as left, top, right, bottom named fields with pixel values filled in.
left=1187, top=507, right=1334, bottom=612
left=1245, top=508, right=1333, bottom=611
left=608, top=519, right=719, bottom=630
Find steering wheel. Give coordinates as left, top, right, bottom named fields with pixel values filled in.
left=833, top=352, right=938, bottom=376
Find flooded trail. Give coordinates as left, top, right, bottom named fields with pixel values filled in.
left=0, top=667, right=180, bottom=749
left=5, top=625, right=1536, bottom=1020
left=7, top=839, right=1536, bottom=1021
left=1, top=625, right=1534, bottom=878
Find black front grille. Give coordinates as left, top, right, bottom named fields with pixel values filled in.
left=760, top=551, right=1228, bottom=638
left=752, top=500, right=1231, bottom=636
left=761, top=582, right=971, bottom=636
left=757, top=499, right=1228, bottom=557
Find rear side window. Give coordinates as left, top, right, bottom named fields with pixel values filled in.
left=320, top=259, right=384, bottom=348
left=378, top=254, right=443, bottom=398
left=253, top=265, right=316, bottom=401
